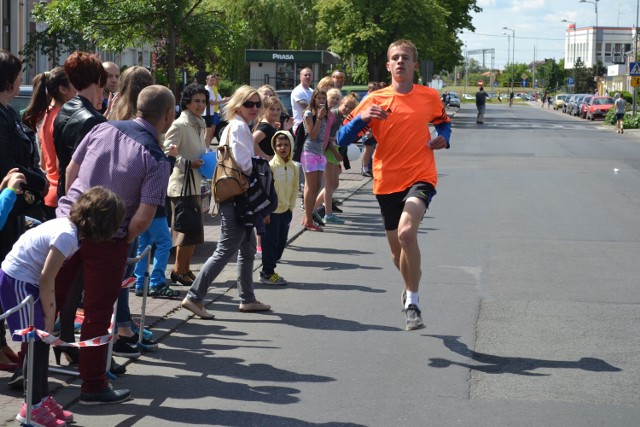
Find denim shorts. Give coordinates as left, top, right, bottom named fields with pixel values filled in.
left=300, top=151, right=327, bottom=173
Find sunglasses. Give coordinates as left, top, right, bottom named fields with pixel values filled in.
left=242, top=100, right=262, bottom=108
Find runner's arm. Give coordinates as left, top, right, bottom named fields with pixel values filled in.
left=336, top=116, right=368, bottom=147
left=434, top=121, right=452, bottom=149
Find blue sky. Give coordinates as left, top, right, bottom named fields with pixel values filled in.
left=461, top=0, right=640, bottom=69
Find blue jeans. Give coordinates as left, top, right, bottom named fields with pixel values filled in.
left=261, top=210, right=292, bottom=276
left=115, top=240, right=137, bottom=328
left=134, top=217, right=172, bottom=291
left=187, top=200, right=256, bottom=304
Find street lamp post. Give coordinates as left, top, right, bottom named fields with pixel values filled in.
left=634, top=0, right=639, bottom=114
left=503, top=27, right=515, bottom=92
left=562, top=19, right=577, bottom=93
left=503, top=32, right=510, bottom=92
left=579, top=0, right=601, bottom=64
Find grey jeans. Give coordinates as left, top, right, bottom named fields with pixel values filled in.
left=186, top=200, right=256, bottom=304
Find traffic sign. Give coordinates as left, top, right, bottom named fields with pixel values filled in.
left=521, top=80, right=528, bottom=87
left=492, top=81, right=498, bottom=87
left=630, top=62, right=640, bottom=76
left=631, top=76, right=640, bottom=87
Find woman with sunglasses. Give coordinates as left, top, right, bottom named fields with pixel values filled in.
left=182, top=85, right=271, bottom=318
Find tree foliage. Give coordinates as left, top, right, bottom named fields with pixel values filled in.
left=24, top=0, right=481, bottom=88
left=23, top=0, right=230, bottom=96
left=314, top=0, right=480, bottom=82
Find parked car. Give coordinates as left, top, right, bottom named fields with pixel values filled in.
left=567, top=94, right=587, bottom=116
left=275, top=89, right=293, bottom=116
left=8, top=85, right=33, bottom=116
left=447, top=93, right=461, bottom=108
left=341, top=85, right=369, bottom=101
left=578, top=95, right=593, bottom=118
left=553, top=94, right=570, bottom=110
left=585, top=96, right=615, bottom=120
left=515, top=92, right=534, bottom=101
left=563, top=95, right=575, bottom=113
left=461, top=93, right=474, bottom=100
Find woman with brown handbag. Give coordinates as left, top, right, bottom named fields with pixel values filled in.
left=182, top=85, right=271, bottom=318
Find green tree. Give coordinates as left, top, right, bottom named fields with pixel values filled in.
left=314, top=0, right=480, bottom=82
left=574, top=58, right=593, bottom=93
left=209, top=0, right=317, bottom=83
left=23, top=0, right=230, bottom=96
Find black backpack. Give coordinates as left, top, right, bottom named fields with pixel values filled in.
left=292, top=113, right=316, bottom=162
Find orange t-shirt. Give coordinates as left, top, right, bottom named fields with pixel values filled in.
left=350, top=85, right=450, bottom=195
left=39, top=106, right=60, bottom=208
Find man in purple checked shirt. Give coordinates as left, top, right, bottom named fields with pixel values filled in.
left=54, top=85, right=176, bottom=405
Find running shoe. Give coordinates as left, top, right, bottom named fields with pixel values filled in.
left=403, top=304, right=425, bottom=331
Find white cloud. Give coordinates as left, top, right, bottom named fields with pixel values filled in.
left=512, top=0, right=545, bottom=11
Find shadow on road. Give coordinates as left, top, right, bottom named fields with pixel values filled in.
left=425, top=335, right=621, bottom=376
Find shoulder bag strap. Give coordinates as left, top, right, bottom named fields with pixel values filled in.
left=181, top=160, right=192, bottom=197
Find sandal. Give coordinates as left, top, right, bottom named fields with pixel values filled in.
left=149, top=285, right=180, bottom=299
left=186, top=270, right=196, bottom=280
left=170, top=271, right=193, bottom=286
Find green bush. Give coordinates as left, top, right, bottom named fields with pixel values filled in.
left=604, top=107, right=640, bottom=128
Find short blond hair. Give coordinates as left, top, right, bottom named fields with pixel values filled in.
left=327, top=88, right=342, bottom=103
left=387, top=39, right=418, bottom=62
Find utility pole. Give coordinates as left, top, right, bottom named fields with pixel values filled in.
left=635, top=0, right=639, bottom=114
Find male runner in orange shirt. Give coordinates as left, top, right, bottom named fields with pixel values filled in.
left=338, top=39, right=451, bottom=330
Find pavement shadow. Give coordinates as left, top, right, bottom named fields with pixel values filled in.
left=283, top=281, right=386, bottom=293
left=282, top=259, right=381, bottom=272
left=286, top=245, right=374, bottom=256
left=424, top=335, right=621, bottom=377
left=88, top=406, right=368, bottom=427
left=212, top=302, right=400, bottom=332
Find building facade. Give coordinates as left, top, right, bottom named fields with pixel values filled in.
left=564, top=25, right=633, bottom=69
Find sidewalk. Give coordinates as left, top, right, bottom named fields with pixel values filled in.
left=0, top=153, right=372, bottom=422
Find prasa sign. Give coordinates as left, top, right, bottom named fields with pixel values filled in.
left=273, top=53, right=295, bottom=60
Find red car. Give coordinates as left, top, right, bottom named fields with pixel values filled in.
left=585, top=96, right=615, bottom=120
left=579, top=95, right=593, bottom=118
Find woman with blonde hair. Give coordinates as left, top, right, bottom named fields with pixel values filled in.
left=182, top=85, right=271, bottom=318
left=253, top=95, right=293, bottom=160
left=257, top=84, right=276, bottom=100
left=317, top=76, right=335, bottom=91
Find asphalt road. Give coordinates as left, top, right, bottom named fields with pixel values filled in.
left=4, top=102, right=640, bottom=426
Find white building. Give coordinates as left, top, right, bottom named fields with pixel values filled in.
left=564, top=24, right=633, bottom=69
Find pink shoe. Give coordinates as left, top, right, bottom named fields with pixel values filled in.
left=42, top=396, right=74, bottom=422
left=16, top=401, right=66, bottom=427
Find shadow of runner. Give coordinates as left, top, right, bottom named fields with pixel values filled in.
left=107, top=406, right=368, bottom=427
left=425, top=335, right=621, bottom=377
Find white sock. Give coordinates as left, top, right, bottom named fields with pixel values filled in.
left=405, top=291, right=419, bottom=308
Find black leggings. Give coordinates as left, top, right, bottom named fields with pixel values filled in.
left=23, top=340, right=50, bottom=403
